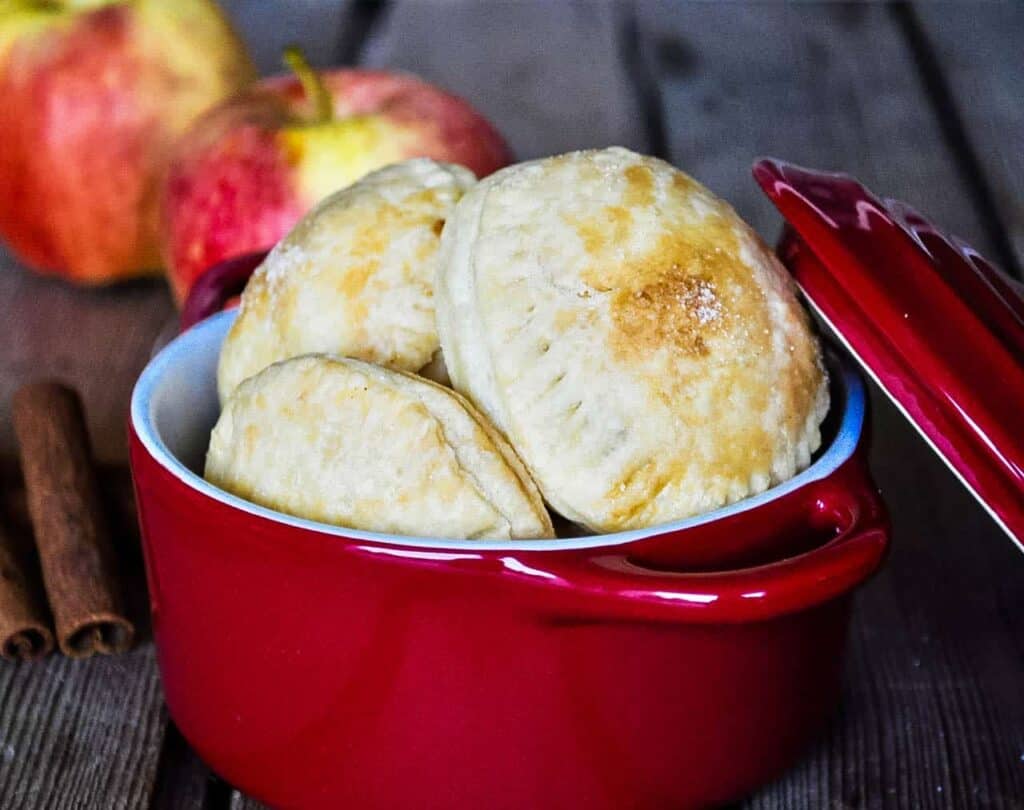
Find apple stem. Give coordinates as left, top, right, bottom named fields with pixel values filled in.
left=283, top=46, right=333, bottom=124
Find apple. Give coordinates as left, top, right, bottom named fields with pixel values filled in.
left=0, top=0, right=255, bottom=284
left=161, top=51, right=512, bottom=304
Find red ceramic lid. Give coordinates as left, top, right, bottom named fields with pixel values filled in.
left=754, top=159, right=1024, bottom=552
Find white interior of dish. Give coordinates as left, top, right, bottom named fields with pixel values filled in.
left=130, top=309, right=865, bottom=551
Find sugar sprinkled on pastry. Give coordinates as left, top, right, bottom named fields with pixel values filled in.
left=217, top=158, right=475, bottom=402
left=206, top=354, right=554, bottom=540
left=436, top=147, right=828, bottom=532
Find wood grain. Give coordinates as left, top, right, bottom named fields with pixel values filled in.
left=910, top=2, right=1024, bottom=277
left=634, top=1, right=998, bottom=253
left=150, top=724, right=225, bottom=810
left=0, top=647, right=165, bottom=809
left=0, top=237, right=171, bottom=805
left=230, top=793, right=269, bottom=810
left=0, top=466, right=164, bottom=808
left=0, top=247, right=174, bottom=465
left=360, top=0, right=648, bottom=160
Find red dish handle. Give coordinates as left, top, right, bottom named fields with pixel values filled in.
left=179, top=250, right=269, bottom=333
left=528, top=470, right=888, bottom=625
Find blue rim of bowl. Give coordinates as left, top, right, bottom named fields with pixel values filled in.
left=130, top=309, right=865, bottom=552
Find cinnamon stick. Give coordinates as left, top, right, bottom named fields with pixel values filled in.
left=12, top=382, right=134, bottom=658
left=0, top=518, right=54, bottom=661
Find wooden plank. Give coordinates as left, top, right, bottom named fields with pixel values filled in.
left=0, top=249, right=171, bottom=807
left=0, top=248, right=174, bottom=466
left=635, top=1, right=1004, bottom=261
left=360, top=0, right=648, bottom=160
left=149, top=724, right=217, bottom=810
left=230, top=794, right=270, bottom=810
left=636, top=3, right=1024, bottom=808
left=0, top=649, right=165, bottom=809
left=909, top=2, right=1024, bottom=277
left=0, top=470, right=167, bottom=809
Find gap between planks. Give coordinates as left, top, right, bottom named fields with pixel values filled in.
left=891, top=3, right=1022, bottom=280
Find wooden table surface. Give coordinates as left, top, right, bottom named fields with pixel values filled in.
left=0, top=2, right=1021, bottom=808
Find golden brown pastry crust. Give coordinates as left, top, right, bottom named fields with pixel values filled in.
left=436, top=147, right=828, bottom=532
left=206, top=354, right=554, bottom=540
left=217, top=159, right=475, bottom=402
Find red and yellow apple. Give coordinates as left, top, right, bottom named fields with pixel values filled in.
left=0, top=0, right=255, bottom=284
left=161, top=55, right=512, bottom=304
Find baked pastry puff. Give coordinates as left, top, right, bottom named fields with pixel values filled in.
left=206, top=354, right=554, bottom=540
left=436, top=147, right=829, bottom=532
left=217, top=158, right=475, bottom=402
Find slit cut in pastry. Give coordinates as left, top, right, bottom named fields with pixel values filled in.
left=205, top=354, right=554, bottom=540
left=435, top=147, right=829, bottom=533
left=217, top=158, right=476, bottom=403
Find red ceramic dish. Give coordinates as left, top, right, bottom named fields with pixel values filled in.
left=131, top=297, right=887, bottom=806
left=754, top=159, right=1024, bottom=549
